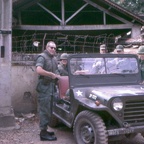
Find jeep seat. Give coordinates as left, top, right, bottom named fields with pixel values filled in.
left=58, top=76, right=69, bottom=99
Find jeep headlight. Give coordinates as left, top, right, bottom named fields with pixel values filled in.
left=112, top=98, right=123, bottom=111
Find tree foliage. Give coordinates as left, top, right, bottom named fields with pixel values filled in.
left=110, top=0, right=144, bottom=15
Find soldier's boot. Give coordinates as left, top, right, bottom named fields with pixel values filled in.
left=40, top=130, right=57, bottom=141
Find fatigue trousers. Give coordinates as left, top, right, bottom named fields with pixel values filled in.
left=37, top=82, right=55, bottom=130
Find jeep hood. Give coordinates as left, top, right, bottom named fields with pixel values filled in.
left=74, top=84, right=144, bottom=101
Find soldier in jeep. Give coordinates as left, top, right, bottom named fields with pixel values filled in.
left=57, top=53, right=69, bottom=76
left=92, top=56, right=137, bottom=74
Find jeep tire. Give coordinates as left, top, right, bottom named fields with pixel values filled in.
left=73, top=110, right=108, bottom=144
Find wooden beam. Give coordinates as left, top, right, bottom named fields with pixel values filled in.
left=83, top=0, right=133, bottom=24
left=13, top=0, right=41, bottom=12
left=65, top=3, right=88, bottom=24
left=61, top=0, right=65, bottom=25
left=13, top=24, right=132, bottom=30
left=37, top=2, right=61, bottom=23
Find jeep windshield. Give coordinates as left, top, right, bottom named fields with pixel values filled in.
left=70, top=57, right=138, bottom=75
left=68, top=54, right=141, bottom=87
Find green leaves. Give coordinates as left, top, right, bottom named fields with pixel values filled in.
left=110, top=0, right=144, bottom=14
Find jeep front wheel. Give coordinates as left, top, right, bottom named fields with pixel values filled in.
left=73, top=110, right=108, bottom=144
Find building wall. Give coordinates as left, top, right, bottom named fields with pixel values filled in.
left=11, top=66, right=38, bottom=115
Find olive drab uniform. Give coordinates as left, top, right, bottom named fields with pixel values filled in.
left=57, top=63, right=68, bottom=76
left=36, top=50, right=58, bottom=131
left=92, top=58, right=106, bottom=74
left=139, top=59, right=144, bottom=81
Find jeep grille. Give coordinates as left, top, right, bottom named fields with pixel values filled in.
left=124, top=100, right=144, bottom=125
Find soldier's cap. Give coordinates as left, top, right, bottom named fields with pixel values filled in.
left=100, top=44, right=106, bottom=50
left=60, top=53, right=68, bottom=60
left=116, top=45, right=124, bottom=51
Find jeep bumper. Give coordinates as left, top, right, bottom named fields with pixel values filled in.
left=107, top=125, right=144, bottom=136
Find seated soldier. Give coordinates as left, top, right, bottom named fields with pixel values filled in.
left=92, top=58, right=106, bottom=74
left=57, top=53, right=69, bottom=76
left=106, top=57, right=137, bottom=74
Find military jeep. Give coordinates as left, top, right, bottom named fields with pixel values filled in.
left=50, top=53, right=144, bottom=144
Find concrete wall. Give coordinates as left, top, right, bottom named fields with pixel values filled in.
left=0, top=0, right=15, bottom=129
left=11, top=65, right=38, bottom=115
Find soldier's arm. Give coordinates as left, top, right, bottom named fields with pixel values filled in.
left=36, top=66, right=58, bottom=79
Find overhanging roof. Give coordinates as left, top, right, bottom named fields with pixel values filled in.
left=13, top=0, right=144, bottom=26
left=12, top=0, right=144, bottom=38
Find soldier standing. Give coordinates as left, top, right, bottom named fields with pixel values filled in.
left=35, top=41, right=59, bottom=141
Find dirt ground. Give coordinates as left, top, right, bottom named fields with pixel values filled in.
left=0, top=113, right=144, bottom=144
left=0, top=113, right=75, bottom=144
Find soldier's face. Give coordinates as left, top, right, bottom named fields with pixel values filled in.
left=100, top=49, right=107, bottom=54
left=46, top=43, right=56, bottom=55
left=116, top=50, right=124, bottom=54
left=61, top=59, right=67, bottom=65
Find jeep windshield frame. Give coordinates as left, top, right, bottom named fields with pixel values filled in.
left=67, top=53, right=141, bottom=88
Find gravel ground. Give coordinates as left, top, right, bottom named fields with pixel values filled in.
left=0, top=113, right=75, bottom=144
left=0, top=113, right=144, bottom=144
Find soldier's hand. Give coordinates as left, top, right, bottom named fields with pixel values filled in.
left=51, top=73, right=60, bottom=79
left=55, top=74, right=60, bottom=79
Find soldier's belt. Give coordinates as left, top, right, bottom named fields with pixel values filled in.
left=42, top=79, right=55, bottom=85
